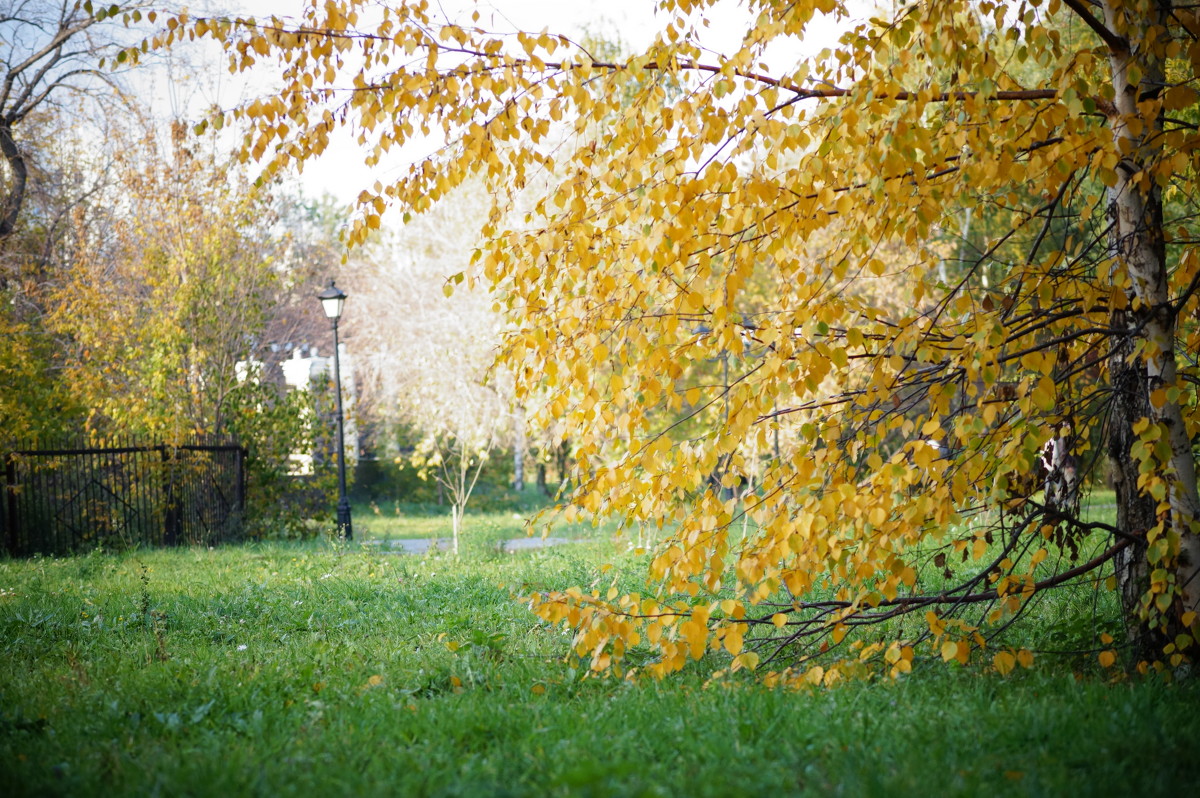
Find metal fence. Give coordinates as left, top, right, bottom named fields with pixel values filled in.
left=2, top=438, right=246, bottom=556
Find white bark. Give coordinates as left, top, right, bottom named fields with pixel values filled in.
left=1101, top=0, right=1200, bottom=620
left=451, top=503, right=460, bottom=556
left=513, top=404, right=526, bottom=492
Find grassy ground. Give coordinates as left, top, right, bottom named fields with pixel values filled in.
left=349, top=496, right=576, bottom=547
left=2, top=508, right=1199, bottom=797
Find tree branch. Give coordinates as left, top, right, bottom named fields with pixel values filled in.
left=1060, top=0, right=1129, bottom=53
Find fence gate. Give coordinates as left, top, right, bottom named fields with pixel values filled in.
left=2, top=438, right=246, bottom=556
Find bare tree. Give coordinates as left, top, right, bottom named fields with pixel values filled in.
left=0, top=1, right=152, bottom=243
left=353, top=184, right=511, bottom=551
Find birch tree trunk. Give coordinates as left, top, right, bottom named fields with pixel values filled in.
left=451, top=503, right=460, bottom=556
left=1101, top=0, right=1200, bottom=656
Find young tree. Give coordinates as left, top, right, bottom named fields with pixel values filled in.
left=353, top=184, right=509, bottom=553
left=151, top=0, right=1200, bottom=679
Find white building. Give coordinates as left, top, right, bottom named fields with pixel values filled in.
left=280, top=344, right=359, bottom=475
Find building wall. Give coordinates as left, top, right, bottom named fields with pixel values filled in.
left=277, top=345, right=359, bottom=474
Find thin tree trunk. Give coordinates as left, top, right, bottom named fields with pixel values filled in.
left=513, top=404, right=525, bottom=493
left=556, top=439, right=570, bottom=488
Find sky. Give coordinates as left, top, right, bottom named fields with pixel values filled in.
left=289, top=0, right=666, bottom=204
left=196, top=1, right=852, bottom=205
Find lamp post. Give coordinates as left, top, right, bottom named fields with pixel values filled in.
left=318, top=280, right=353, bottom=540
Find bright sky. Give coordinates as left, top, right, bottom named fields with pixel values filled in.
left=289, top=0, right=666, bottom=204
left=202, top=1, right=852, bottom=205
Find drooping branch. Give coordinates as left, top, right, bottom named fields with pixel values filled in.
left=139, top=0, right=1200, bottom=680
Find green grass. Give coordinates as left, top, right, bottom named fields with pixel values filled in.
left=349, top=499, right=576, bottom=547
left=2, top=509, right=1199, bottom=797
left=350, top=484, right=569, bottom=540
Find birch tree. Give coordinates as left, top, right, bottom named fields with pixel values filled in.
left=144, top=0, right=1200, bottom=679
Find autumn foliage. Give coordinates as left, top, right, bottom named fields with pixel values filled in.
left=137, top=0, right=1200, bottom=681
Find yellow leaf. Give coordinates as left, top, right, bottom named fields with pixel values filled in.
left=941, top=640, right=958, bottom=662
left=681, top=619, right=707, bottom=660
left=771, top=613, right=788, bottom=628
left=993, top=650, right=1016, bottom=675
left=1017, top=649, right=1035, bottom=669
left=1098, top=650, right=1116, bottom=668
left=724, top=625, right=745, bottom=656
left=1033, top=376, right=1057, bottom=412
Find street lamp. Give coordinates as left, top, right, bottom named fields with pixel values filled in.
left=318, top=279, right=353, bottom=540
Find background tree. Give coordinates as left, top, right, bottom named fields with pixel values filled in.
left=48, top=109, right=345, bottom=534
left=0, top=0, right=152, bottom=244
left=53, top=120, right=272, bottom=437
left=0, top=3, right=349, bottom=541
left=154, top=0, right=1200, bottom=680
left=353, top=182, right=510, bottom=551
left=0, top=1, right=154, bottom=440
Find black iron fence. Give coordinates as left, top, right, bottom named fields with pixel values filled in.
left=2, top=437, right=247, bottom=556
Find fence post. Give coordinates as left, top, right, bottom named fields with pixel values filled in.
left=236, top=446, right=247, bottom=518
left=4, top=452, right=18, bottom=556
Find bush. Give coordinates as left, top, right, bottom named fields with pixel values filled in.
left=224, top=380, right=339, bottom=539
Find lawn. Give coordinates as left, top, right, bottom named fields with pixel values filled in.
left=2, top=507, right=1198, bottom=797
